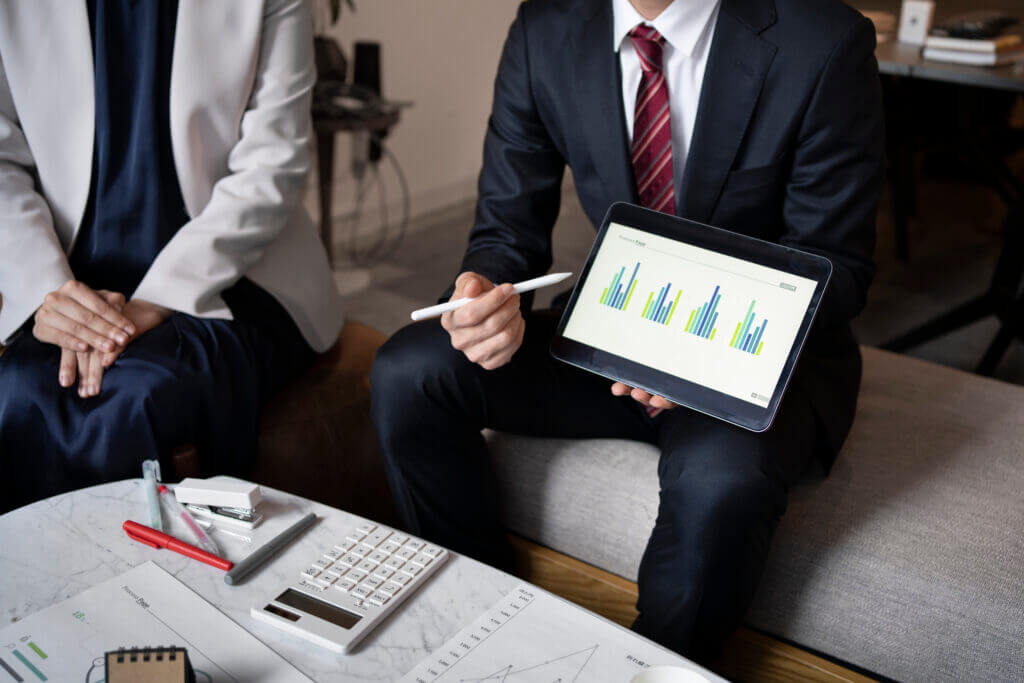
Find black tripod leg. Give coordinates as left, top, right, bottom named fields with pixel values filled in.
left=884, top=76, right=915, bottom=263
left=977, top=325, right=1015, bottom=376
left=978, top=292, right=1024, bottom=376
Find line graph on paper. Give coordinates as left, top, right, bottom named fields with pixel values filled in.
left=460, top=644, right=598, bottom=682
left=401, top=585, right=720, bottom=683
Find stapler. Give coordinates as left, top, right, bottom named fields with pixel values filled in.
left=173, top=478, right=264, bottom=529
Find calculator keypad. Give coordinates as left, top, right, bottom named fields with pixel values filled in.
left=297, top=523, right=446, bottom=613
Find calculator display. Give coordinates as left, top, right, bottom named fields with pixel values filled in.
left=276, top=588, right=362, bottom=630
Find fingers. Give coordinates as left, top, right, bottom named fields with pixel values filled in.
left=630, top=388, right=654, bottom=406
left=85, top=350, right=104, bottom=397
left=76, top=349, right=105, bottom=398
left=98, top=289, right=127, bottom=312
left=452, top=272, right=493, bottom=300
left=446, top=283, right=516, bottom=331
left=441, top=273, right=525, bottom=370
left=33, top=316, right=89, bottom=352
left=60, top=280, right=134, bottom=336
left=97, top=291, right=128, bottom=366
left=448, top=292, right=521, bottom=350
left=648, top=395, right=675, bottom=409
left=609, top=383, right=677, bottom=410
left=463, top=313, right=525, bottom=370
left=76, top=351, right=91, bottom=398
left=33, top=282, right=133, bottom=352
left=34, top=307, right=120, bottom=352
left=442, top=273, right=499, bottom=331
left=611, top=382, right=631, bottom=397
left=59, top=349, right=76, bottom=388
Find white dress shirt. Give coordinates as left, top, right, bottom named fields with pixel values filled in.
left=613, top=0, right=721, bottom=196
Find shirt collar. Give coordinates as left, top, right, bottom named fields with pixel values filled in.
left=612, top=0, right=720, bottom=59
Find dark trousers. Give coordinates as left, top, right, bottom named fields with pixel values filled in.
left=370, top=309, right=819, bottom=662
left=0, top=281, right=314, bottom=513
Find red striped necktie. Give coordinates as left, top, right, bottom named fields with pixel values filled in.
left=629, top=25, right=675, bottom=216
left=631, top=25, right=672, bottom=418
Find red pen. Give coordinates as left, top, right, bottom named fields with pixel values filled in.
left=123, top=519, right=234, bottom=571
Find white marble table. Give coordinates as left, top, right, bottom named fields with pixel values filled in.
left=0, top=478, right=518, bottom=681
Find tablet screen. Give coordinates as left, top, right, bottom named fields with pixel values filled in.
left=562, top=222, right=819, bottom=408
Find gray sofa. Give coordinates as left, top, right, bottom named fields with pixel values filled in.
left=488, top=347, right=1024, bottom=681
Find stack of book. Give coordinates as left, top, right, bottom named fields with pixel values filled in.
left=923, top=33, right=1024, bottom=66
left=922, top=13, right=1024, bottom=67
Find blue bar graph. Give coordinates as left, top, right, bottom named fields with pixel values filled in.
left=599, top=262, right=640, bottom=311
left=730, top=300, right=767, bottom=356
left=641, top=282, right=682, bottom=326
left=684, top=286, right=721, bottom=340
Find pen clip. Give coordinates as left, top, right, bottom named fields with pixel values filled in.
left=123, top=522, right=161, bottom=549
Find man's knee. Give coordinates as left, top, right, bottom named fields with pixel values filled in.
left=660, top=460, right=782, bottom=535
left=371, top=321, right=464, bottom=413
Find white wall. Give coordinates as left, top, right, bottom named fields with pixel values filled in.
left=311, top=1, right=523, bottom=230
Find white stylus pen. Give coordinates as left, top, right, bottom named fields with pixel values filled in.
left=411, top=272, right=574, bottom=321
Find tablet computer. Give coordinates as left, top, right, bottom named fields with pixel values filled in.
left=550, top=202, right=832, bottom=432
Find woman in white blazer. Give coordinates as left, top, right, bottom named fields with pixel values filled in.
left=0, top=0, right=343, bottom=511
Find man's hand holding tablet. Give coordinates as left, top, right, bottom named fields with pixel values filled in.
left=611, top=382, right=676, bottom=412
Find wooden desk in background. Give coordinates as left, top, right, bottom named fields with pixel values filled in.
left=860, top=1, right=1024, bottom=375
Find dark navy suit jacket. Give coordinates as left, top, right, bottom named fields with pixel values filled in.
left=456, top=0, right=885, bottom=465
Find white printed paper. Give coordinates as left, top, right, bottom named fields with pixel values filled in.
left=401, top=584, right=722, bottom=682
left=0, top=562, right=310, bottom=683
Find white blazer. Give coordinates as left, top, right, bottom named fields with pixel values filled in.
left=0, top=0, right=343, bottom=351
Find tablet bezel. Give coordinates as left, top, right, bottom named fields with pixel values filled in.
left=550, top=202, right=832, bottom=432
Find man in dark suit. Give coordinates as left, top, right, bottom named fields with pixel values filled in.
left=371, top=0, right=883, bottom=660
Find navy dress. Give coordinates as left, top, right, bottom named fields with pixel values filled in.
left=0, top=0, right=315, bottom=512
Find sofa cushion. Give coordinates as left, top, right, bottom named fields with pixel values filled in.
left=488, top=347, right=1024, bottom=682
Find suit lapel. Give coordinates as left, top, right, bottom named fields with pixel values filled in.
left=571, top=0, right=638, bottom=205
left=678, top=0, right=777, bottom=222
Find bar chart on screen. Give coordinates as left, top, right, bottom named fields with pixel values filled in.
left=641, top=282, right=682, bottom=325
left=599, top=262, right=640, bottom=311
left=731, top=300, right=768, bottom=356
left=684, top=285, right=721, bottom=340
left=564, top=223, right=818, bottom=406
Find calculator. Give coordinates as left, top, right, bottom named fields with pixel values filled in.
left=250, top=521, right=449, bottom=653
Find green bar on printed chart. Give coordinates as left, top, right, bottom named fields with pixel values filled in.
left=711, top=328, right=717, bottom=340
left=600, top=287, right=608, bottom=305
left=641, top=292, right=653, bottom=318
left=730, top=321, right=742, bottom=347
left=26, top=645, right=45, bottom=661
left=756, top=341, right=763, bottom=355
left=11, top=652, right=45, bottom=681
left=686, top=309, right=696, bottom=332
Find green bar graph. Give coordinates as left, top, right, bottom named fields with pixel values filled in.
left=665, top=290, right=683, bottom=325
left=600, top=262, right=640, bottom=311
left=731, top=299, right=768, bottom=355
left=27, top=644, right=45, bottom=661
left=623, top=280, right=638, bottom=309
left=685, top=286, right=720, bottom=340
left=641, top=282, right=678, bottom=325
